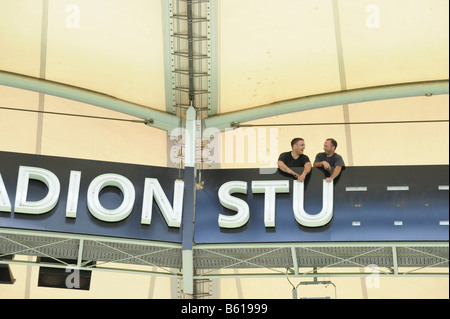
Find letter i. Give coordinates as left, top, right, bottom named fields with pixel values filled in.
left=66, top=171, right=81, bottom=218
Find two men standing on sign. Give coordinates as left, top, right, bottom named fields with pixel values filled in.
left=278, top=138, right=345, bottom=182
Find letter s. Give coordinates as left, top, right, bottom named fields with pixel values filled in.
left=218, top=181, right=249, bottom=228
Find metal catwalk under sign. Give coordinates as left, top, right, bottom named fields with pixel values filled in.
left=0, top=229, right=448, bottom=277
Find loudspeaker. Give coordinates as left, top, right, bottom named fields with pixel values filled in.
left=37, top=257, right=95, bottom=290
left=0, top=255, right=15, bottom=285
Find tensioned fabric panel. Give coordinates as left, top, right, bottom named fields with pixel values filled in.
left=217, top=0, right=449, bottom=112
left=217, top=95, right=449, bottom=169
left=0, top=85, right=168, bottom=166
left=0, top=0, right=166, bottom=110
left=0, top=1, right=448, bottom=167
left=0, top=0, right=447, bottom=116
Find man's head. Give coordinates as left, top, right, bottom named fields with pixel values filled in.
left=323, top=138, right=337, bottom=155
left=291, top=138, right=306, bottom=155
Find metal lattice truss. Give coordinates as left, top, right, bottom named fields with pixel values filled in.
left=1, top=228, right=448, bottom=280
left=0, top=228, right=181, bottom=278
left=193, top=243, right=449, bottom=280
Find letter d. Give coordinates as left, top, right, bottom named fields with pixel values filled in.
left=14, top=166, right=60, bottom=214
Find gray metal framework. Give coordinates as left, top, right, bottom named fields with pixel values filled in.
left=203, top=79, right=449, bottom=131
left=0, top=70, right=181, bottom=132
left=1, top=227, right=448, bottom=280
left=163, top=0, right=216, bottom=119
left=1, top=70, right=447, bottom=133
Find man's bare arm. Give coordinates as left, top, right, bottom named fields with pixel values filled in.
left=298, top=162, right=312, bottom=181
left=325, top=165, right=342, bottom=182
left=314, top=161, right=331, bottom=170
left=278, top=160, right=298, bottom=177
left=278, top=161, right=311, bottom=182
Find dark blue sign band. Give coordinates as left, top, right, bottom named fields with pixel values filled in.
left=0, top=151, right=183, bottom=243
left=1, top=151, right=448, bottom=244
left=194, top=166, right=449, bottom=243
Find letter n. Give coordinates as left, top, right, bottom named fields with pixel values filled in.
left=141, top=179, right=184, bottom=227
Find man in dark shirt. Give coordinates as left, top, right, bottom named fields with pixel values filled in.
left=277, top=138, right=312, bottom=182
left=314, top=138, right=345, bottom=182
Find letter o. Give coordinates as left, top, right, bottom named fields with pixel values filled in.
left=87, top=173, right=135, bottom=222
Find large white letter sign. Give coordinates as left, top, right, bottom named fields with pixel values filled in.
left=141, top=178, right=184, bottom=227
left=293, top=180, right=334, bottom=227
left=0, top=173, right=12, bottom=212
left=87, top=173, right=135, bottom=222
left=251, top=180, right=289, bottom=227
left=14, top=166, right=61, bottom=214
left=218, top=181, right=250, bottom=228
left=66, top=170, right=81, bottom=218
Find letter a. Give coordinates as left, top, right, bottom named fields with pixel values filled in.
left=0, top=173, right=12, bottom=212
left=66, top=4, right=81, bottom=29
left=365, top=4, right=380, bottom=29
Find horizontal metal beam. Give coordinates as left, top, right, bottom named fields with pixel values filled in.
left=0, top=259, right=181, bottom=278
left=2, top=71, right=447, bottom=133
left=204, top=80, right=449, bottom=131
left=2, top=227, right=448, bottom=280
left=0, top=70, right=179, bottom=132
left=1, top=259, right=446, bottom=279
left=193, top=241, right=449, bottom=250
left=0, top=227, right=181, bottom=249
left=193, top=272, right=449, bottom=279
left=3, top=227, right=448, bottom=251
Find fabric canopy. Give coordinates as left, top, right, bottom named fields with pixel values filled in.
left=0, top=0, right=448, bottom=167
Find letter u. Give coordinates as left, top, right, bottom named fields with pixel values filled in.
left=293, top=180, right=333, bottom=227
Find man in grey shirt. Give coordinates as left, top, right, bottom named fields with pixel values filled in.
left=313, top=138, right=345, bottom=182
